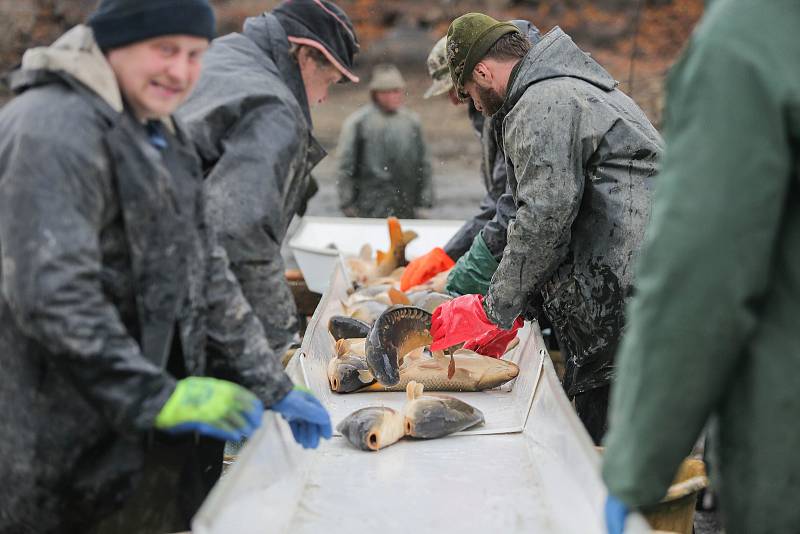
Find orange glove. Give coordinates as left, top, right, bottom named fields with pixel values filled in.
left=400, top=247, right=455, bottom=291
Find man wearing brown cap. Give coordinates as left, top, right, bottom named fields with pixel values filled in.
left=430, top=14, right=662, bottom=443
left=179, top=0, right=360, bottom=359
left=336, top=63, right=433, bottom=219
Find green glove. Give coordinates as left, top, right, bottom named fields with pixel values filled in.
left=446, top=233, right=500, bottom=296
left=155, top=377, right=264, bottom=442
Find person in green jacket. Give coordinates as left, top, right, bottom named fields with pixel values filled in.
left=337, top=63, right=433, bottom=219
left=602, top=1, right=800, bottom=533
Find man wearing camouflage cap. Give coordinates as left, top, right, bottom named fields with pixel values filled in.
left=401, top=21, right=541, bottom=293
left=430, top=14, right=662, bottom=443
left=337, top=63, right=433, bottom=219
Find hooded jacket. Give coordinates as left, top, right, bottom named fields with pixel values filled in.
left=485, top=27, right=662, bottom=395
left=178, top=13, right=326, bottom=353
left=0, top=26, right=292, bottom=532
left=443, top=20, right=541, bottom=260
left=603, top=2, right=800, bottom=531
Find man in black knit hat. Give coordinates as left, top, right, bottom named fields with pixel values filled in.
left=0, top=1, right=331, bottom=532
left=179, top=0, right=360, bottom=360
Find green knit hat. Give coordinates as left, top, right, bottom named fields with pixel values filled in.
left=446, top=13, right=520, bottom=98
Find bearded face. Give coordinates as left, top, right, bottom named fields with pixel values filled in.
left=473, top=83, right=505, bottom=117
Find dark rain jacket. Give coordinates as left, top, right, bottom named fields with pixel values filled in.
left=178, top=14, right=325, bottom=354
left=485, top=27, right=662, bottom=395
left=0, top=27, right=292, bottom=533
left=443, top=20, right=541, bottom=261
left=603, top=2, right=800, bottom=532
left=337, top=103, right=433, bottom=218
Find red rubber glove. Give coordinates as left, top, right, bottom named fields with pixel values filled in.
left=463, top=316, right=524, bottom=357
left=431, top=294, right=496, bottom=350
left=400, top=247, right=455, bottom=291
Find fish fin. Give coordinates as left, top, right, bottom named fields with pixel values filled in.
left=448, top=353, right=456, bottom=380
left=376, top=250, right=387, bottom=264
left=359, top=244, right=372, bottom=261
left=406, top=381, right=423, bottom=401
left=357, top=369, right=375, bottom=383
left=387, top=217, right=403, bottom=250
left=388, top=287, right=411, bottom=305
left=431, top=349, right=447, bottom=359
left=401, top=230, right=418, bottom=246
left=335, top=338, right=346, bottom=357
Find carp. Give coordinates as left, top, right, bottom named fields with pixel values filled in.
left=327, top=338, right=374, bottom=393
left=407, top=290, right=453, bottom=313
left=403, top=382, right=485, bottom=439
left=345, top=218, right=417, bottom=287
left=361, top=349, right=519, bottom=393
left=328, top=315, right=371, bottom=340
left=337, top=382, right=484, bottom=451
left=366, top=306, right=433, bottom=387
left=337, top=406, right=406, bottom=451
left=340, top=299, right=389, bottom=323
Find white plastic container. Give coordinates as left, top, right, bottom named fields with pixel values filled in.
left=288, top=216, right=464, bottom=293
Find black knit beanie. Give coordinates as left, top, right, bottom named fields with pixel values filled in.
left=88, top=0, right=216, bottom=51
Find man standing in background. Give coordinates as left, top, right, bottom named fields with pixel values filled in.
left=337, top=63, right=433, bottom=219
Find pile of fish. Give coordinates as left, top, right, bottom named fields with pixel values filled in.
left=326, top=217, right=520, bottom=394
left=337, top=381, right=485, bottom=451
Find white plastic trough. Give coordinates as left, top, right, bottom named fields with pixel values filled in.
left=288, top=216, right=465, bottom=294
left=192, top=264, right=652, bottom=534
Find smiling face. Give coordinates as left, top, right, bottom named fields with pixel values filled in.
left=106, top=35, right=209, bottom=120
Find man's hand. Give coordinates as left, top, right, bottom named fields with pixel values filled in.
left=430, top=294, right=519, bottom=352
left=400, top=247, right=455, bottom=290
left=605, top=494, right=630, bottom=534
left=271, top=385, right=332, bottom=449
left=155, top=377, right=264, bottom=442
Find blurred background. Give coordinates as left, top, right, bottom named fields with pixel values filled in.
left=0, top=0, right=703, bottom=219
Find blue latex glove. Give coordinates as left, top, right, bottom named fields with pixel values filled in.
left=271, top=386, right=332, bottom=449
left=605, top=494, right=630, bottom=534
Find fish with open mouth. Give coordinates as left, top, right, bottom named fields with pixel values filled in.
left=327, top=338, right=375, bottom=393
left=337, top=382, right=484, bottom=451
left=366, top=306, right=436, bottom=387
left=337, top=406, right=406, bottom=451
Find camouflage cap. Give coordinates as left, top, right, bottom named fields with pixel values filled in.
left=446, top=13, right=520, bottom=98
left=424, top=36, right=452, bottom=99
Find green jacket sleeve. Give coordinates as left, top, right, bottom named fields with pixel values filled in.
left=446, top=233, right=499, bottom=296
left=602, top=14, right=794, bottom=506
left=336, top=114, right=361, bottom=212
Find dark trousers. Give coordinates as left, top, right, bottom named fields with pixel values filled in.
left=87, top=435, right=223, bottom=534
left=573, top=385, right=610, bottom=445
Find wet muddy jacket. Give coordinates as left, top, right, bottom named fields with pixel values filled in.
left=178, top=14, right=325, bottom=352
left=0, top=27, right=292, bottom=533
left=603, top=2, right=800, bottom=531
left=337, top=103, right=433, bottom=218
left=485, top=27, right=662, bottom=394
left=443, top=20, right=541, bottom=261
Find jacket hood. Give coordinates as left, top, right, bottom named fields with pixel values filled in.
left=15, top=25, right=124, bottom=112
left=242, top=13, right=312, bottom=126
left=503, top=27, right=617, bottom=111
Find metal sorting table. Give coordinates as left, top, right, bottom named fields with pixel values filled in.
left=193, top=265, right=652, bottom=534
